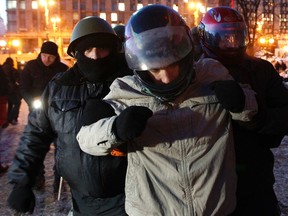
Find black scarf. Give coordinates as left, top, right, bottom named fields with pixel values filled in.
left=76, top=52, right=118, bottom=83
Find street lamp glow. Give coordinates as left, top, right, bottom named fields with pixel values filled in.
left=268, top=38, right=275, bottom=44
left=12, top=39, right=20, bottom=47
left=259, top=37, right=266, bottom=44
left=51, top=17, right=60, bottom=23
left=0, top=40, right=7, bottom=47
left=39, top=0, right=55, bottom=7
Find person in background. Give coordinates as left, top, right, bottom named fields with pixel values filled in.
left=20, top=41, right=69, bottom=111
left=190, top=26, right=203, bottom=61
left=274, top=60, right=287, bottom=73
left=76, top=5, right=258, bottom=216
left=2, top=57, right=22, bottom=127
left=0, top=66, right=10, bottom=129
left=113, top=24, right=125, bottom=53
left=198, top=6, right=288, bottom=216
left=7, top=16, right=131, bottom=215
left=0, top=66, right=10, bottom=173
left=19, top=41, right=69, bottom=191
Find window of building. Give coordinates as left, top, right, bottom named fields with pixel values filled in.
left=19, top=11, right=26, bottom=29
left=92, top=0, right=98, bottom=11
left=100, top=0, right=105, bottom=11
left=73, top=12, right=79, bottom=22
left=137, top=4, right=143, bottom=10
left=111, top=13, right=118, bottom=22
left=80, top=12, right=86, bottom=19
left=173, top=4, right=178, bottom=11
left=100, top=13, right=106, bottom=20
left=80, top=2, right=86, bottom=10
left=118, top=12, right=124, bottom=23
left=20, top=0, right=26, bottom=9
left=73, top=0, right=78, bottom=10
left=118, top=3, right=125, bottom=11
left=130, top=0, right=136, bottom=11
left=31, top=1, right=38, bottom=9
left=112, top=0, right=117, bottom=11
left=7, top=0, right=17, bottom=9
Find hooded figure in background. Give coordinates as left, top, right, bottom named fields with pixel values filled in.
left=7, top=16, right=132, bottom=215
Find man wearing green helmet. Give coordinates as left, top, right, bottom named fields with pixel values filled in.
left=7, top=16, right=132, bottom=215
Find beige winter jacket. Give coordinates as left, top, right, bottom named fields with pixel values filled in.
left=77, top=58, right=258, bottom=216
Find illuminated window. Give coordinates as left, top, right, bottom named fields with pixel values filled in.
left=73, top=12, right=79, bottom=21
left=20, top=0, right=26, bottom=9
left=32, top=1, right=38, bottom=9
left=137, top=4, right=143, bottom=10
left=173, top=4, right=178, bottom=11
left=7, top=0, right=17, bottom=9
left=100, top=13, right=106, bottom=20
left=111, top=13, right=118, bottom=22
left=118, top=3, right=125, bottom=11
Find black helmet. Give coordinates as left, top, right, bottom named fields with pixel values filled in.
left=113, top=24, right=125, bottom=42
left=125, top=4, right=194, bottom=101
left=198, top=6, right=248, bottom=64
left=67, top=16, right=119, bottom=57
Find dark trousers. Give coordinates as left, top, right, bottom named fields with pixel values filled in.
left=7, top=93, right=21, bottom=123
left=71, top=189, right=127, bottom=216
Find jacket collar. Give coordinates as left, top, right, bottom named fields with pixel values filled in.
left=54, top=65, right=86, bottom=86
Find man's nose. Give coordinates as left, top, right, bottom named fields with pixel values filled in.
left=90, top=48, right=98, bottom=59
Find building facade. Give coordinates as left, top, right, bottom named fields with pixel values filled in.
left=3, top=0, right=227, bottom=58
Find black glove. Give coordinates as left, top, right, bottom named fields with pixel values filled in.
left=210, top=80, right=245, bottom=113
left=82, top=99, right=116, bottom=126
left=7, top=186, right=35, bottom=213
left=114, top=106, right=153, bottom=141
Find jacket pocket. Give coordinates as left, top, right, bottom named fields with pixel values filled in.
left=50, top=99, right=82, bottom=133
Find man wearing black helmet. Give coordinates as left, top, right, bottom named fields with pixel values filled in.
left=7, top=16, right=132, bottom=215
left=77, top=5, right=259, bottom=216
left=198, top=6, right=288, bottom=216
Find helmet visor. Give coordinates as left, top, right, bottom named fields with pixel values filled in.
left=204, top=22, right=248, bottom=50
left=125, top=25, right=192, bottom=71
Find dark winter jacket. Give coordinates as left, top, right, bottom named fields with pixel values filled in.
left=0, top=66, right=10, bottom=96
left=224, top=55, right=288, bottom=215
left=20, top=54, right=69, bottom=107
left=8, top=57, right=131, bottom=197
left=2, top=63, right=20, bottom=96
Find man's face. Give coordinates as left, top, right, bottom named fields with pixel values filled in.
left=84, top=47, right=110, bottom=60
left=147, top=63, right=180, bottom=84
left=41, top=53, right=56, bottom=66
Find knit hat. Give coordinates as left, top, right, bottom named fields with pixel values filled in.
left=41, top=41, right=59, bottom=56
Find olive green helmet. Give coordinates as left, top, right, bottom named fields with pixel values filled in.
left=67, top=16, right=118, bottom=57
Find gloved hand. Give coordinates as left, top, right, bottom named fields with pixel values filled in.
left=7, top=186, right=35, bottom=213
left=210, top=80, right=245, bottom=113
left=114, top=106, right=153, bottom=141
left=82, top=99, right=116, bottom=126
